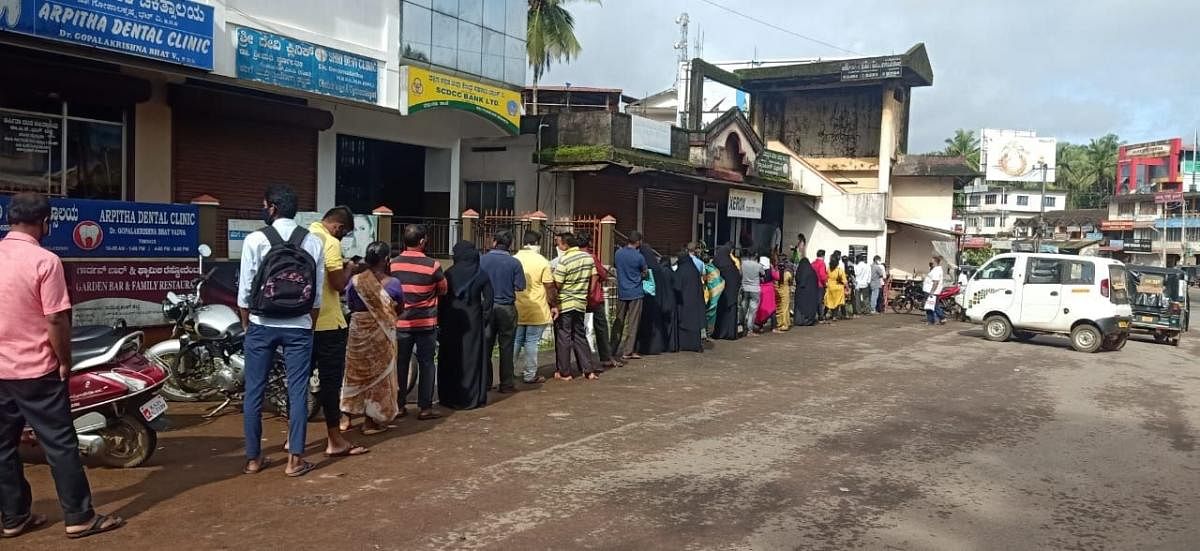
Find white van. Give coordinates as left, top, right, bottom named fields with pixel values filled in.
left=964, top=253, right=1133, bottom=352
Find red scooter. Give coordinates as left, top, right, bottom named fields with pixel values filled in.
left=20, top=323, right=170, bottom=468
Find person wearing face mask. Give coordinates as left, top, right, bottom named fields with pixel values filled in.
left=0, top=193, right=126, bottom=539
left=307, top=206, right=368, bottom=457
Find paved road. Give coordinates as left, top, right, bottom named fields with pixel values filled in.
left=18, top=313, right=1200, bottom=550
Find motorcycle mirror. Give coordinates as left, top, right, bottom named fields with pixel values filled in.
left=198, top=244, right=212, bottom=258
left=167, top=291, right=181, bottom=304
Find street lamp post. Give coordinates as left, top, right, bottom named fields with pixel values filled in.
left=1035, top=161, right=1048, bottom=251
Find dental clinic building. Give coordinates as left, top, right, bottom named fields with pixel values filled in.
left=1, top=0, right=526, bottom=257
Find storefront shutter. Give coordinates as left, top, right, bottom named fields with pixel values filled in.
left=643, top=188, right=694, bottom=256
left=573, top=172, right=639, bottom=238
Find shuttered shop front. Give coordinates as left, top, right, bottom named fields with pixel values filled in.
left=572, top=173, right=639, bottom=237
left=642, top=188, right=694, bottom=255
left=170, top=86, right=331, bottom=257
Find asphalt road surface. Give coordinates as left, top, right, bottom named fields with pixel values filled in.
left=17, top=311, right=1200, bottom=550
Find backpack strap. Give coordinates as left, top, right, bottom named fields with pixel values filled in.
left=262, top=225, right=283, bottom=246
left=287, top=226, right=309, bottom=247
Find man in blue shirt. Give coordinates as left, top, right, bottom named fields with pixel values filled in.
left=609, top=231, right=648, bottom=361
left=479, top=230, right=526, bottom=392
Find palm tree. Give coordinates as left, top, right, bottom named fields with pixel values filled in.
left=527, top=0, right=600, bottom=115
left=942, top=129, right=980, bottom=170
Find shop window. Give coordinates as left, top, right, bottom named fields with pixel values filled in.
left=401, top=1, right=433, bottom=63
left=0, top=106, right=124, bottom=200
left=1016, top=195, right=1029, bottom=206
left=401, top=0, right=525, bottom=86
left=457, top=20, right=483, bottom=76
left=985, top=194, right=997, bottom=205
left=483, top=0, right=505, bottom=31
left=1043, top=196, right=1056, bottom=207
left=464, top=181, right=515, bottom=213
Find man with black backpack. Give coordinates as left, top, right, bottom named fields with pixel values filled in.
left=237, top=184, right=325, bottom=478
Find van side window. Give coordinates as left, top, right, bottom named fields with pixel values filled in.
left=977, top=258, right=1015, bottom=280
left=1062, top=261, right=1095, bottom=285
left=1026, top=258, right=1061, bottom=284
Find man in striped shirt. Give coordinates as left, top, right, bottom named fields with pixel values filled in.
left=553, top=232, right=599, bottom=381
left=389, top=225, right=447, bottom=420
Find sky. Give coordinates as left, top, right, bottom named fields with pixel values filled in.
left=542, top=0, right=1200, bottom=153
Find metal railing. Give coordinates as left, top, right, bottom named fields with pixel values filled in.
left=391, top=217, right=460, bottom=258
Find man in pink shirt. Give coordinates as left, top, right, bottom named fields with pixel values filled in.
left=0, top=193, right=124, bottom=539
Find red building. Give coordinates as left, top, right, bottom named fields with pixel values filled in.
left=1115, top=138, right=1183, bottom=195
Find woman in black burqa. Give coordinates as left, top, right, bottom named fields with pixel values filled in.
left=437, top=241, right=494, bottom=410
left=673, top=246, right=706, bottom=352
left=636, top=243, right=676, bottom=355
left=792, top=243, right=820, bottom=327
left=711, top=243, right=742, bottom=340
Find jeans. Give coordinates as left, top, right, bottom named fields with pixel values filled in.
left=0, top=373, right=95, bottom=528
left=312, top=328, right=348, bottom=429
left=610, top=298, right=643, bottom=358
left=926, top=303, right=946, bottom=324
left=739, top=290, right=761, bottom=333
left=515, top=324, right=548, bottom=382
left=243, top=323, right=313, bottom=459
left=856, top=288, right=872, bottom=314
left=554, top=310, right=593, bottom=378
left=485, top=304, right=518, bottom=390
left=396, top=329, right=437, bottom=410
left=869, top=287, right=881, bottom=314
left=817, top=286, right=826, bottom=320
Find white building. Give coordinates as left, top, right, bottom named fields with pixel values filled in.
left=961, top=183, right=1068, bottom=236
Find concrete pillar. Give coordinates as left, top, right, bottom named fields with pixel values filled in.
left=461, top=209, right=479, bottom=244
left=373, top=206, right=394, bottom=246
left=600, top=215, right=617, bottom=267
left=527, top=210, right=547, bottom=246
left=878, top=84, right=902, bottom=196
left=190, top=194, right=220, bottom=254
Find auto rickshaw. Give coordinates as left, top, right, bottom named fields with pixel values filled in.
left=1126, top=265, right=1190, bottom=346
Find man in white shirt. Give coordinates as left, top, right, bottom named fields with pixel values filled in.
left=853, top=255, right=872, bottom=315
left=237, top=184, right=325, bottom=478
left=925, top=255, right=946, bottom=325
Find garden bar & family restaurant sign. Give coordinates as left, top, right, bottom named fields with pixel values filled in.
left=0, top=0, right=216, bottom=70
left=401, top=65, right=522, bottom=135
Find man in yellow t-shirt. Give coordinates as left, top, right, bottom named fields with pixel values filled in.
left=309, top=207, right=366, bottom=457
left=513, top=231, right=557, bottom=384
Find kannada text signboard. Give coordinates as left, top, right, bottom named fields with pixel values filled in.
left=401, top=65, right=521, bottom=135
left=0, top=0, right=215, bottom=70
left=755, top=150, right=791, bottom=181
left=0, top=197, right=199, bottom=258
left=236, top=26, right=379, bottom=103
left=65, top=261, right=199, bottom=327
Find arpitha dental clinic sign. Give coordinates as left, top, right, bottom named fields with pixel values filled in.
left=0, top=0, right=215, bottom=70
left=0, top=196, right=199, bottom=258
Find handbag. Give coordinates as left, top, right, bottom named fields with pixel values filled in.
left=642, top=269, right=656, bottom=296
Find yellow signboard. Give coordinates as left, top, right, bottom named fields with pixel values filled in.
left=401, top=66, right=522, bottom=135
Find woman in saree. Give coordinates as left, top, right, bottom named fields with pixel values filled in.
left=701, top=255, right=725, bottom=337
left=439, top=241, right=494, bottom=410
left=342, top=241, right=403, bottom=436
left=824, top=251, right=848, bottom=321
left=775, top=255, right=794, bottom=331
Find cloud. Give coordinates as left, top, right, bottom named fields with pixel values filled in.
left=543, top=0, right=1200, bottom=150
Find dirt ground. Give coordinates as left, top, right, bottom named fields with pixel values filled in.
left=14, top=311, right=1200, bottom=550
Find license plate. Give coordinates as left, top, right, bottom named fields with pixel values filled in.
left=1118, top=320, right=1130, bottom=329
left=1141, top=316, right=1155, bottom=322
left=139, top=396, right=168, bottom=422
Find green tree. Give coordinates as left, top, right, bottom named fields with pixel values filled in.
left=1057, top=134, right=1121, bottom=209
left=942, top=129, right=980, bottom=170
left=527, top=0, right=600, bottom=114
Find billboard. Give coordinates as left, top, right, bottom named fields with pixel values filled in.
left=980, top=129, right=1057, bottom=183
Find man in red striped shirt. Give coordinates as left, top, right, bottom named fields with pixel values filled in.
left=389, top=225, right=447, bottom=420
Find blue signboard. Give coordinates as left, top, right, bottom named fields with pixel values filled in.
left=0, top=0, right=215, bottom=70
left=235, top=26, right=379, bottom=103
left=1154, top=217, right=1200, bottom=229
left=0, top=197, right=199, bottom=258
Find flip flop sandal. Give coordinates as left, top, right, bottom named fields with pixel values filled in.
left=2, top=514, right=46, bottom=538
left=242, top=456, right=272, bottom=475
left=286, top=460, right=317, bottom=478
left=361, top=426, right=389, bottom=436
left=325, top=445, right=369, bottom=457
left=66, top=514, right=125, bottom=540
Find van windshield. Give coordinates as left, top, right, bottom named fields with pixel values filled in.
left=1108, top=265, right=1130, bottom=305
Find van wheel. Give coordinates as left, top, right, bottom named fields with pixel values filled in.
left=1070, top=325, right=1103, bottom=353
left=1153, top=333, right=1169, bottom=344
left=984, top=315, right=1012, bottom=342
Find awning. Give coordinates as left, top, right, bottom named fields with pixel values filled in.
left=541, top=164, right=610, bottom=173
left=886, top=218, right=962, bottom=238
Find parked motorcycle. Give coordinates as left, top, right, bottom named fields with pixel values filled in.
left=890, top=281, right=963, bottom=319
left=20, top=324, right=169, bottom=468
left=145, top=244, right=320, bottom=420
